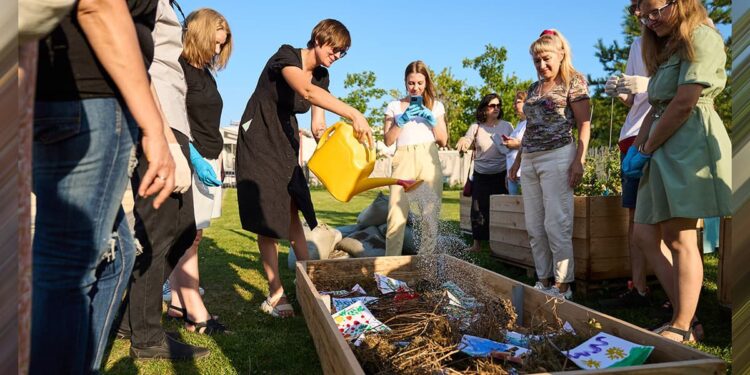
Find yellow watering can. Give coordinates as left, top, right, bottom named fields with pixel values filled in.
left=308, top=122, right=423, bottom=202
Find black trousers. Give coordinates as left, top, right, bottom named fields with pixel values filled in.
left=119, top=131, right=196, bottom=347
left=470, top=170, right=508, bottom=241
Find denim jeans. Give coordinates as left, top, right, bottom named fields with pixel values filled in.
left=31, top=98, right=138, bottom=374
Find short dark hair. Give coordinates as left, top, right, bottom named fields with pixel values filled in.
left=306, top=19, right=351, bottom=51
left=475, top=93, right=503, bottom=123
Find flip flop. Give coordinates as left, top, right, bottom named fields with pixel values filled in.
left=260, top=295, right=294, bottom=318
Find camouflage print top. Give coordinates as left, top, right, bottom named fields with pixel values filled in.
left=522, top=73, right=589, bottom=153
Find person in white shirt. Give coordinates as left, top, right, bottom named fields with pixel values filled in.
left=455, top=93, right=513, bottom=253
left=503, top=90, right=528, bottom=195
left=383, top=60, right=448, bottom=256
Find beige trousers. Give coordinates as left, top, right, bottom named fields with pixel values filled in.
left=385, top=142, right=443, bottom=256
left=520, top=143, right=576, bottom=283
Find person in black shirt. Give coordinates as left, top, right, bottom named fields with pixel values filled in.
left=165, top=8, right=232, bottom=335
left=236, top=19, right=373, bottom=318
left=31, top=0, right=176, bottom=372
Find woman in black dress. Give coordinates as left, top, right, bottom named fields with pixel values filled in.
left=237, top=19, right=372, bottom=317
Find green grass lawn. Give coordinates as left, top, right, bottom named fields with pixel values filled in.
left=103, top=188, right=731, bottom=374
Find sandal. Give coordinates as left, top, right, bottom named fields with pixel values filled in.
left=260, top=295, right=295, bottom=318
left=184, top=315, right=231, bottom=335
left=658, top=325, right=695, bottom=343
left=691, top=318, right=704, bottom=342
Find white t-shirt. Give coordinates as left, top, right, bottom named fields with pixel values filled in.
left=505, top=119, right=527, bottom=177
left=385, top=99, right=445, bottom=147
left=619, top=37, right=651, bottom=141
left=463, top=120, right=513, bottom=174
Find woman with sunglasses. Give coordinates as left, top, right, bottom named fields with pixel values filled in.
left=455, top=93, right=513, bottom=253
left=236, top=19, right=373, bottom=318
left=508, top=29, right=591, bottom=300
left=626, top=0, right=730, bottom=343
left=383, top=60, right=449, bottom=256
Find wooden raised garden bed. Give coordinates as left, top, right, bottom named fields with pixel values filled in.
left=488, top=195, right=642, bottom=293
left=295, top=255, right=724, bottom=374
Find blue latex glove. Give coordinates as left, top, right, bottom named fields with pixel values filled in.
left=395, top=104, right=422, bottom=127
left=621, top=145, right=652, bottom=178
left=189, top=143, right=222, bottom=187
left=415, top=106, right=437, bottom=127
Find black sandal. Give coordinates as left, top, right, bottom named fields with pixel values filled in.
left=166, top=304, right=187, bottom=320
left=184, top=316, right=230, bottom=335
left=660, top=325, right=694, bottom=343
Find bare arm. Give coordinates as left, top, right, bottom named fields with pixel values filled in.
left=432, top=113, right=448, bottom=147
left=281, top=66, right=373, bottom=147
left=568, top=99, right=592, bottom=187
left=633, top=107, right=655, bottom=148
left=642, top=84, right=703, bottom=154
left=310, top=105, right=326, bottom=142
left=77, top=0, right=174, bottom=207
left=383, top=115, right=401, bottom=147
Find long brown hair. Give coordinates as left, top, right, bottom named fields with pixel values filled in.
left=529, top=29, right=578, bottom=87
left=404, top=60, right=436, bottom=110
left=640, top=0, right=714, bottom=75
left=182, top=8, right=233, bottom=71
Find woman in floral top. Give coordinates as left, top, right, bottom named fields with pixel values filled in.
left=509, top=29, right=591, bottom=300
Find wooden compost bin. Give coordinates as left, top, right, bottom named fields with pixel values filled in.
left=488, top=194, right=640, bottom=292
left=295, top=255, right=725, bottom=375
left=459, top=193, right=472, bottom=235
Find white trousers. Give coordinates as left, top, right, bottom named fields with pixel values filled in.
left=520, top=143, right=575, bottom=283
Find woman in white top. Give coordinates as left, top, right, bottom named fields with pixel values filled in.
left=383, top=60, right=448, bottom=256
left=456, top=93, right=513, bottom=253
left=503, top=90, right=528, bottom=195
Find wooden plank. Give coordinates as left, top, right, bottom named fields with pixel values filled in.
left=587, top=236, right=630, bottom=259
left=296, top=262, right=365, bottom=375
left=588, top=195, right=629, bottom=218
left=572, top=238, right=590, bottom=260
left=718, top=217, right=732, bottom=307
left=573, top=196, right=589, bottom=218
left=489, top=227, right=530, bottom=248
left=575, top=256, right=634, bottom=281
left=589, top=215, right=629, bottom=238
left=299, top=255, right=724, bottom=374
left=459, top=194, right=472, bottom=233
left=488, top=242, right=534, bottom=266
left=489, top=211, right=527, bottom=230
left=572, top=217, right=588, bottom=239
left=489, top=194, right=525, bottom=213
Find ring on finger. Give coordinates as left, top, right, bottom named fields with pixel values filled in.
left=157, top=175, right=167, bottom=182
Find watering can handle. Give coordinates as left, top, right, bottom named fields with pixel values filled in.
left=315, top=122, right=343, bottom=150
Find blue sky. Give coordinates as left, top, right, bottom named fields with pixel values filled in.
left=177, top=0, right=729, bottom=130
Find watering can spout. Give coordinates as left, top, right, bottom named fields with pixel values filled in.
left=307, top=122, right=425, bottom=202
left=350, top=178, right=424, bottom=197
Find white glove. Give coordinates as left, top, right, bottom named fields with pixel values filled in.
left=604, top=75, right=620, bottom=96
left=169, top=143, right=191, bottom=194
left=616, top=74, right=650, bottom=95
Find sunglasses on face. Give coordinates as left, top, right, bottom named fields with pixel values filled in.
left=639, top=0, right=675, bottom=25
left=487, top=103, right=501, bottom=109
left=332, top=47, right=348, bottom=58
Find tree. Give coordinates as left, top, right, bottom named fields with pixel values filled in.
left=338, top=71, right=388, bottom=140
left=433, top=67, right=477, bottom=145
left=462, top=44, right=532, bottom=126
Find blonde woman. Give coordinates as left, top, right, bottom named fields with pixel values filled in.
left=629, top=0, right=730, bottom=343
left=509, top=29, right=591, bottom=300
left=168, top=8, right=233, bottom=335
left=384, top=61, right=449, bottom=256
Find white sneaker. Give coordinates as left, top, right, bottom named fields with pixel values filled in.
left=533, top=282, right=551, bottom=291
left=549, top=286, right=573, bottom=300
left=162, top=280, right=204, bottom=303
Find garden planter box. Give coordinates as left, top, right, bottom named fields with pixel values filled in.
left=488, top=195, right=636, bottom=289
left=459, top=193, right=472, bottom=235
left=295, top=255, right=725, bottom=374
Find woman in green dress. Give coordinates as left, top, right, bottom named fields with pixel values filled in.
left=626, top=0, right=730, bottom=343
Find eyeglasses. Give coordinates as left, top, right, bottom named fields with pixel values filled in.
left=333, top=47, right=348, bottom=58
left=639, top=0, right=675, bottom=25
left=487, top=103, right=501, bottom=109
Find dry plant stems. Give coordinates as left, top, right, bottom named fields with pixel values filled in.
left=319, top=277, right=594, bottom=374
